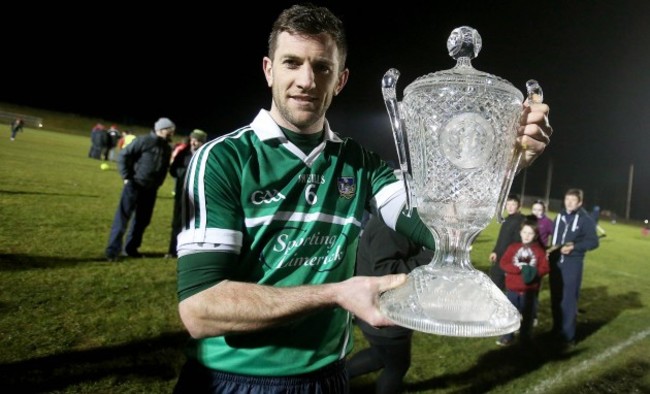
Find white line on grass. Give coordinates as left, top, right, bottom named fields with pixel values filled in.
left=527, top=328, right=650, bottom=393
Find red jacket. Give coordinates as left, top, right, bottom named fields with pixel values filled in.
left=500, top=242, right=549, bottom=292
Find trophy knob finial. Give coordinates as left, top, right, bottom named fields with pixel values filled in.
left=447, top=26, right=482, bottom=60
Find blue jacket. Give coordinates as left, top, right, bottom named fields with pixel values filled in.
left=551, top=207, right=599, bottom=262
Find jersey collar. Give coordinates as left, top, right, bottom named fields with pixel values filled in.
left=251, top=109, right=343, bottom=144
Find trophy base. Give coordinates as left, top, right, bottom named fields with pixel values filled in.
left=379, top=265, right=520, bottom=337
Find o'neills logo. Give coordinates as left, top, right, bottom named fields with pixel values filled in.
left=259, top=227, right=348, bottom=272
left=337, top=177, right=356, bottom=199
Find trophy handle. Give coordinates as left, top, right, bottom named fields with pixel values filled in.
left=496, top=80, right=544, bottom=223
left=382, top=68, right=414, bottom=216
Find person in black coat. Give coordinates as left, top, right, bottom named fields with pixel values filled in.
left=105, top=117, right=175, bottom=261
left=347, top=213, right=434, bottom=394
left=488, top=194, right=524, bottom=291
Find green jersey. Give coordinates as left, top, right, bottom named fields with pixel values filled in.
left=177, top=110, right=401, bottom=376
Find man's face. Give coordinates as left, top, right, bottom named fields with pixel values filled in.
left=190, top=137, right=204, bottom=153
left=157, top=127, right=175, bottom=142
left=506, top=199, right=520, bottom=216
left=564, top=195, right=582, bottom=213
left=263, top=31, right=349, bottom=133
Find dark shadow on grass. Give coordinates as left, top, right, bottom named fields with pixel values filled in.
left=0, top=253, right=170, bottom=271
left=404, top=286, right=643, bottom=393
left=0, top=188, right=99, bottom=198
left=1, top=331, right=188, bottom=392
left=0, top=254, right=100, bottom=270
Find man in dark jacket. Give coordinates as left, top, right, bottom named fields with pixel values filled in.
left=488, top=194, right=524, bottom=291
left=105, top=117, right=175, bottom=261
left=166, top=129, right=207, bottom=258
left=347, top=213, right=434, bottom=394
left=549, top=188, right=599, bottom=347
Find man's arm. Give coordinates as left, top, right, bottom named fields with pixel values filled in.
left=574, top=216, right=600, bottom=253
left=178, top=273, right=406, bottom=339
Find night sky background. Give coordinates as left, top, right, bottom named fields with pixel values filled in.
left=3, top=1, right=649, bottom=220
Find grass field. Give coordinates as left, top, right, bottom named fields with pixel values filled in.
left=1, top=119, right=649, bottom=393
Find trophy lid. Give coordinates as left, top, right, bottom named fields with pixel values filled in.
left=403, top=26, right=523, bottom=101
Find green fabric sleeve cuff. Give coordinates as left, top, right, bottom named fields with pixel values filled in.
left=177, top=252, right=237, bottom=302
left=395, top=208, right=436, bottom=250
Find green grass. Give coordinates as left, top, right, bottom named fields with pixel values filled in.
left=1, top=113, right=649, bottom=393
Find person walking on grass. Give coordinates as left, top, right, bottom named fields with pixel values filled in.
left=10, top=117, right=24, bottom=141
left=172, top=4, right=552, bottom=392
left=105, top=117, right=175, bottom=261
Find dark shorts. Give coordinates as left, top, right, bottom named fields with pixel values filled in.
left=173, top=358, right=349, bottom=394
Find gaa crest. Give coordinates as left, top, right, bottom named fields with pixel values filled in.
left=337, top=177, right=356, bottom=199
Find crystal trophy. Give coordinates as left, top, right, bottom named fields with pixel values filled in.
left=380, top=26, right=543, bottom=337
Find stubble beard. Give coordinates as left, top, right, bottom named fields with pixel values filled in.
left=273, top=93, right=328, bottom=132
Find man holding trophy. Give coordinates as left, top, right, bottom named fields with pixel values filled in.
left=174, top=4, right=552, bottom=392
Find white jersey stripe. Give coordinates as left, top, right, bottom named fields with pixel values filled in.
left=245, top=211, right=362, bottom=228
left=186, top=127, right=250, bottom=241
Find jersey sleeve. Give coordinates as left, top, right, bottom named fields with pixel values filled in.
left=177, top=251, right=238, bottom=301
left=177, top=139, right=244, bottom=256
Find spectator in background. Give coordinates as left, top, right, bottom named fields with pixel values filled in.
left=118, top=129, right=136, bottom=150
left=88, top=123, right=106, bottom=159
left=106, top=124, right=121, bottom=161
left=171, top=136, right=190, bottom=164
left=105, top=117, right=175, bottom=261
left=10, top=117, right=24, bottom=141
left=347, top=212, right=434, bottom=394
left=489, top=194, right=524, bottom=291
left=548, top=188, right=599, bottom=348
left=166, top=129, right=207, bottom=259
left=530, top=199, right=553, bottom=326
left=169, top=136, right=190, bottom=196
left=591, top=205, right=607, bottom=237
left=531, top=200, right=553, bottom=248
left=99, top=125, right=110, bottom=161
left=497, top=216, right=549, bottom=347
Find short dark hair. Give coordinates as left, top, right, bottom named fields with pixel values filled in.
left=565, top=188, right=584, bottom=202
left=507, top=194, right=521, bottom=205
left=521, top=214, right=539, bottom=234
left=268, top=3, right=348, bottom=71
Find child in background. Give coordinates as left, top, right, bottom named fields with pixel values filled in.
left=497, top=216, right=550, bottom=346
left=531, top=200, right=553, bottom=248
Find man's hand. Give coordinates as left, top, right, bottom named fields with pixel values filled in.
left=518, top=100, right=552, bottom=168
left=334, top=274, right=407, bottom=327
left=560, top=242, right=575, bottom=255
